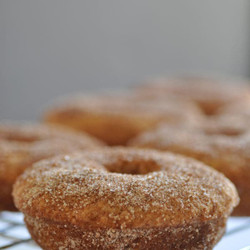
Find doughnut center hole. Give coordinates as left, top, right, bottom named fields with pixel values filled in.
left=1, top=135, right=39, bottom=143
left=106, top=160, right=161, bottom=175
left=204, top=129, right=243, bottom=137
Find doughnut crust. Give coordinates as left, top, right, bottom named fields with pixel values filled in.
left=217, top=99, right=250, bottom=118
left=197, top=114, right=250, bottom=137
left=13, top=148, right=238, bottom=250
left=130, top=125, right=249, bottom=215
left=44, top=95, right=202, bottom=145
left=0, top=122, right=103, bottom=211
left=137, top=76, right=250, bottom=115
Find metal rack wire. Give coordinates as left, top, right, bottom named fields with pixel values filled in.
left=0, top=212, right=249, bottom=249
left=0, top=212, right=39, bottom=250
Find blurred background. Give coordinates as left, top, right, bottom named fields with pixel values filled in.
left=0, top=0, right=250, bottom=120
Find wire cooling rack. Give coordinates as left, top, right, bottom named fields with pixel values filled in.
left=0, top=212, right=39, bottom=250
left=0, top=212, right=249, bottom=250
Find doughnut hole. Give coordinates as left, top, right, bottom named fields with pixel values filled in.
left=201, top=123, right=247, bottom=138
left=203, top=128, right=244, bottom=137
left=200, top=114, right=250, bottom=137
left=104, top=159, right=161, bottom=175
left=0, top=134, right=40, bottom=143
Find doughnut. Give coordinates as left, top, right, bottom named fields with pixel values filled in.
left=44, top=94, right=203, bottom=145
left=137, top=76, right=250, bottom=115
left=13, top=148, right=238, bottom=250
left=0, top=122, right=103, bottom=211
left=217, top=99, right=250, bottom=118
left=215, top=100, right=250, bottom=136
left=200, top=115, right=250, bottom=137
left=130, top=124, right=249, bottom=215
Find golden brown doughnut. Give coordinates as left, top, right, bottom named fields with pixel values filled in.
left=137, top=76, right=250, bottom=115
left=44, top=95, right=203, bottom=146
left=130, top=124, right=249, bottom=215
left=13, top=147, right=238, bottom=250
left=200, top=114, right=250, bottom=137
left=217, top=99, right=250, bottom=118
left=214, top=99, right=250, bottom=136
left=0, top=122, right=103, bottom=211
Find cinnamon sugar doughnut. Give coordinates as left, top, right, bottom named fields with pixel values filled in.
left=0, top=122, right=103, bottom=211
left=217, top=99, right=250, bottom=118
left=130, top=124, right=249, bottom=215
left=44, top=95, right=203, bottom=145
left=13, top=148, right=238, bottom=250
left=137, top=76, right=250, bottom=115
left=214, top=100, right=250, bottom=136
left=200, top=114, right=250, bottom=137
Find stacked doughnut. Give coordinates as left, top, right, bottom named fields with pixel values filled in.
left=0, top=122, right=103, bottom=211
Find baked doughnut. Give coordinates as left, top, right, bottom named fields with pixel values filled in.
left=137, top=76, right=250, bottom=115
left=214, top=99, right=250, bottom=136
left=200, top=115, right=250, bottom=137
left=0, top=122, right=103, bottom=211
left=13, top=148, right=238, bottom=250
left=130, top=124, right=249, bottom=215
left=44, top=95, right=203, bottom=145
left=217, top=99, right=250, bottom=118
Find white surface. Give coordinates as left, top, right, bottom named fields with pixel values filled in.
left=215, top=218, right=250, bottom=250
left=0, top=213, right=249, bottom=250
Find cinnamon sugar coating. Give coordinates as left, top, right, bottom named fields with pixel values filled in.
left=44, top=95, right=202, bottom=145
left=217, top=99, right=250, bottom=118
left=130, top=124, right=249, bottom=215
left=0, top=122, right=103, bottom=211
left=13, top=148, right=238, bottom=249
left=137, top=76, right=250, bottom=115
left=199, top=115, right=250, bottom=136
